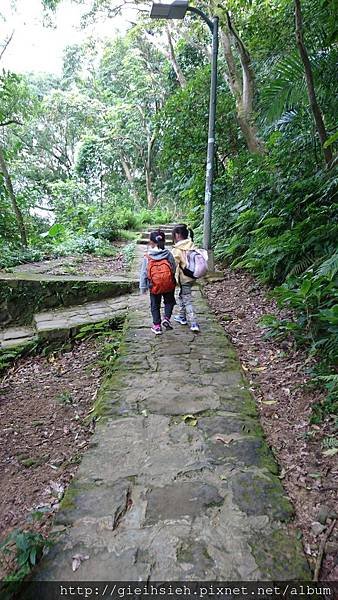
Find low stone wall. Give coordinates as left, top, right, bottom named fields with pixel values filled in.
left=0, top=278, right=137, bottom=328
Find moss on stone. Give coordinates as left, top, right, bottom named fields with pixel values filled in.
left=88, top=316, right=129, bottom=420
left=176, top=543, right=194, bottom=563
left=232, top=470, right=294, bottom=522
left=59, top=486, right=78, bottom=511
left=249, top=528, right=311, bottom=579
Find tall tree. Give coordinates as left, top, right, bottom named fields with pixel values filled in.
left=294, top=0, right=333, bottom=165
left=0, top=72, right=36, bottom=246
left=0, top=144, right=27, bottom=246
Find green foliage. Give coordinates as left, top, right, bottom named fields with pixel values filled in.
left=55, top=390, right=73, bottom=405
left=310, top=374, right=338, bottom=425
left=75, top=317, right=124, bottom=341
left=0, top=529, right=51, bottom=584
left=122, top=243, right=136, bottom=268
left=0, top=244, right=45, bottom=269
left=75, top=317, right=125, bottom=376
left=0, top=347, right=30, bottom=374
left=54, top=234, right=116, bottom=257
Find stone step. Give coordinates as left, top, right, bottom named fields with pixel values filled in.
left=137, top=239, right=173, bottom=246
left=141, top=230, right=174, bottom=237
left=141, top=232, right=174, bottom=239
left=0, top=326, right=37, bottom=349
left=33, top=295, right=139, bottom=340
left=0, top=294, right=142, bottom=349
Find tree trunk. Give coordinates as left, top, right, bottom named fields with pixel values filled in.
left=145, top=166, right=155, bottom=208
left=121, top=157, right=134, bottom=183
left=166, top=25, right=187, bottom=88
left=121, top=156, right=139, bottom=201
left=146, top=132, right=156, bottom=208
left=0, top=145, right=28, bottom=247
left=144, top=26, right=186, bottom=89
left=221, top=19, right=265, bottom=155
left=294, top=0, right=332, bottom=165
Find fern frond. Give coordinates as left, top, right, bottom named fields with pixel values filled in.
left=287, top=253, right=315, bottom=277
left=275, top=109, right=299, bottom=129
left=323, top=437, right=338, bottom=449
left=316, top=373, right=338, bottom=385
left=316, top=252, right=338, bottom=279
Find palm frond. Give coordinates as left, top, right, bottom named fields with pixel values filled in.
left=260, top=52, right=306, bottom=122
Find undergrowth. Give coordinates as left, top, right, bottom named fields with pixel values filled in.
left=0, top=529, right=53, bottom=598
left=208, top=147, right=338, bottom=424
left=0, top=315, right=126, bottom=589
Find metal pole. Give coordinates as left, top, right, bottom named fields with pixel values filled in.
left=203, top=16, right=218, bottom=270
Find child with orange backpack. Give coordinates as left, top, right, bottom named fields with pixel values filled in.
left=139, top=229, right=176, bottom=335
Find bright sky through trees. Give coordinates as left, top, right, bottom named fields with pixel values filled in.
left=0, top=0, right=132, bottom=74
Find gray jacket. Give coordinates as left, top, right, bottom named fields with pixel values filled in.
left=139, top=247, right=176, bottom=292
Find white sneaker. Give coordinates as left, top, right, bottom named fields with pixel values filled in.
left=174, top=315, right=188, bottom=325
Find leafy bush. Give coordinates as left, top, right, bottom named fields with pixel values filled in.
left=53, top=235, right=116, bottom=257
left=117, top=229, right=139, bottom=241
left=122, top=243, right=136, bottom=267
left=137, top=206, right=173, bottom=225
left=0, top=245, right=46, bottom=269
left=0, top=529, right=51, bottom=583
left=273, top=274, right=337, bottom=359
left=114, top=208, right=142, bottom=230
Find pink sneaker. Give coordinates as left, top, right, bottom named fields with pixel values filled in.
left=151, top=324, right=163, bottom=335
left=162, top=318, right=173, bottom=330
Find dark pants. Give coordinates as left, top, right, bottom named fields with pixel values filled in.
left=150, top=291, right=176, bottom=325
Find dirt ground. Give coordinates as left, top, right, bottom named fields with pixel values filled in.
left=0, top=338, right=106, bottom=577
left=204, top=269, right=337, bottom=580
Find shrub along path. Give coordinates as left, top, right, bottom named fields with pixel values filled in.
left=32, top=243, right=311, bottom=581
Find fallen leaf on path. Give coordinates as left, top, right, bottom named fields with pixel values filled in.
left=72, top=554, right=89, bottom=572
left=323, top=448, right=338, bottom=457
left=182, top=414, right=197, bottom=427
left=262, top=400, right=277, bottom=405
left=49, top=481, right=64, bottom=499
left=215, top=435, right=234, bottom=445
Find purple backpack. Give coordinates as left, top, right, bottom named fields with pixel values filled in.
left=185, top=249, right=208, bottom=278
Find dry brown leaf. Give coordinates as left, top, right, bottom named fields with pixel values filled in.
left=215, top=435, right=234, bottom=445
left=72, top=553, right=89, bottom=572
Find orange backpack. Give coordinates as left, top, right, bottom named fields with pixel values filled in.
left=146, top=254, right=175, bottom=295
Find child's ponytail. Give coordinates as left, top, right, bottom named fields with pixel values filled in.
left=150, top=229, right=165, bottom=249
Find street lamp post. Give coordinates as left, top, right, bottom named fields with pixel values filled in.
left=150, top=1, right=218, bottom=269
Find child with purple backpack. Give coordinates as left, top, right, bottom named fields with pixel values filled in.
left=172, top=224, right=208, bottom=333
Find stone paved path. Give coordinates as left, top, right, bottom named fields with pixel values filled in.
left=33, top=244, right=311, bottom=581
